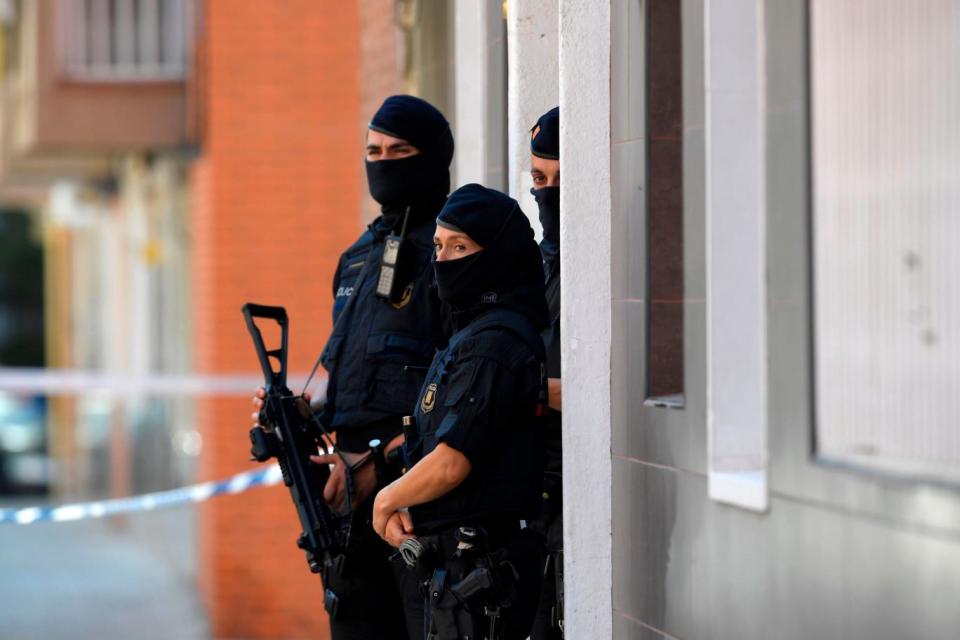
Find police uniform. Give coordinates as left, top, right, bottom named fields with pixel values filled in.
left=398, top=184, right=549, bottom=640
left=317, top=95, right=452, bottom=640
left=322, top=214, right=446, bottom=451
left=528, top=107, right=565, bottom=640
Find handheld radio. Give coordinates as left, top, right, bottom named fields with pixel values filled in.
left=376, top=206, right=412, bottom=304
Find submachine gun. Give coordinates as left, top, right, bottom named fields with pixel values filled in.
left=242, top=302, right=350, bottom=578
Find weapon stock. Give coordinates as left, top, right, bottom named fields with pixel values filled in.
left=242, top=302, right=345, bottom=575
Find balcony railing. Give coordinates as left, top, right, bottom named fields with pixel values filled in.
left=60, top=0, right=192, bottom=82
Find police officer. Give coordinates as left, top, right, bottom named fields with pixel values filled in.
left=252, top=95, right=452, bottom=640
left=372, top=183, right=549, bottom=640
left=527, top=106, right=564, bottom=640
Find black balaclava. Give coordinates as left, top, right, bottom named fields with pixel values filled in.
left=530, top=106, right=560, bottom=268
left=366, top=95, right=454, bottom=230
left=434, top=184, right=549, bottom=331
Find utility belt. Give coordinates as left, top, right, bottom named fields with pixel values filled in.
left=397, top=521, right=543, bottom=640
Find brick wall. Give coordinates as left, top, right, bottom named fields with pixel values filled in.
left=360, top=0, right=402, bottom=120
left=358, top=0, right=401, bottom=223
left=191, top=2, right=362, bottom=637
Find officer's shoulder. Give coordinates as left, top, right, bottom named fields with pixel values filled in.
left=456, top=326, right=536, bottom=370
left=341, top=228, right=376, bottom=259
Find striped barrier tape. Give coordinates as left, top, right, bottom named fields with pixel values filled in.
left=0, top=464, right=283, bottom=525
left=0, top=367, right=326, bottom=396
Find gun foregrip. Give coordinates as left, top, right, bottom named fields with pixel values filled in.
left=249, top=426, right=276, bottom=462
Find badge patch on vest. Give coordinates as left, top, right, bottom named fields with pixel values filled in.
left=420, top=383, right=438, bottom=413
left=391, top=282, right=414, bottom=309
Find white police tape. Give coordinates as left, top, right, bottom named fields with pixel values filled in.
left=0, top=464, right=284, bottom=525
left=0, top=367, right=326, bottom=396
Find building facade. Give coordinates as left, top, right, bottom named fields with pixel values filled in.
left=2, top=1, right=958, bottom=638
left=544, top=1, right=960, bottom=638
left=435, top=0, right=960, bottom=638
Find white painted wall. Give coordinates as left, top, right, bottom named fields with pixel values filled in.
left=559, top=0, right=613, bottom=637
left=453, top=0, right=507, bottom=191
left=705, top=0, right=769, bottom=511
left=506, top=0, right=558, bottom=233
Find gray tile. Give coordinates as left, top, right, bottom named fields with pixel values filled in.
left=682, top=0, right=705, bottom=131
left=626, top=397, right=702, bottom=475
left=613, top=458, right=960, bottom=640
left=610, top=298, right=705, bottom=473
left=765, top=109, right=809, bottom=305
left=681, top=298, right=706, bottom=455
left=612, top=139, right=647, bottom=302
left=614, top=611, right=674, bottom=640
left=627, top=0, right=647, bottom=141
left=766, top=274, right=814, bottom=493
left=766, top=0, right=807, bottom=111
left=613, top=457, right=685, bottom=632
left=612, top=0, right=631, bottom=143
left=609, top=308, right=706, bottom=472
left=612, top=299, right=646, bottom=456
left=682, top=125, right=706, bottom=300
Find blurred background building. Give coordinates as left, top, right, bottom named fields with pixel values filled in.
left=0, top=1, right=458, bottom=638
left=0, top=1, right=957, bottom=639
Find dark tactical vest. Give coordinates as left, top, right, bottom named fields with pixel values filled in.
left=319, top=219, right=446, bottom=450
left=404, top=309, right=546, bottom=535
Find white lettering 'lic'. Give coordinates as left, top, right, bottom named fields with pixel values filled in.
left=336, top=286, right=354, bottom=299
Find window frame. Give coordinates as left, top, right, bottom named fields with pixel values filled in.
left=765, top=0, right=960, bottom=536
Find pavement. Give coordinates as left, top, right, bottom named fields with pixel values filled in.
left=0, top=501, right=209, bottom=640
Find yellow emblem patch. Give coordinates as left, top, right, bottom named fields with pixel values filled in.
left=391, top=282, right=414, bottom=309
left=421, top=383, right=438, bottom=413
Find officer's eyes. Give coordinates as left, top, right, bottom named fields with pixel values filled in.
left=532, top=175, right=545, bottom=185
left=433, top=243, right=467, bottom=254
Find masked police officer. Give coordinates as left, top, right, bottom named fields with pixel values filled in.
left=528, top=106, right=564, bottom=640
left=371, top=184, right=549, bottom=640
left=252, top=95, right=452, bottom=640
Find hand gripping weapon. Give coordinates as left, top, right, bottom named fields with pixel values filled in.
left=242, top=303, right=351, bottom=577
